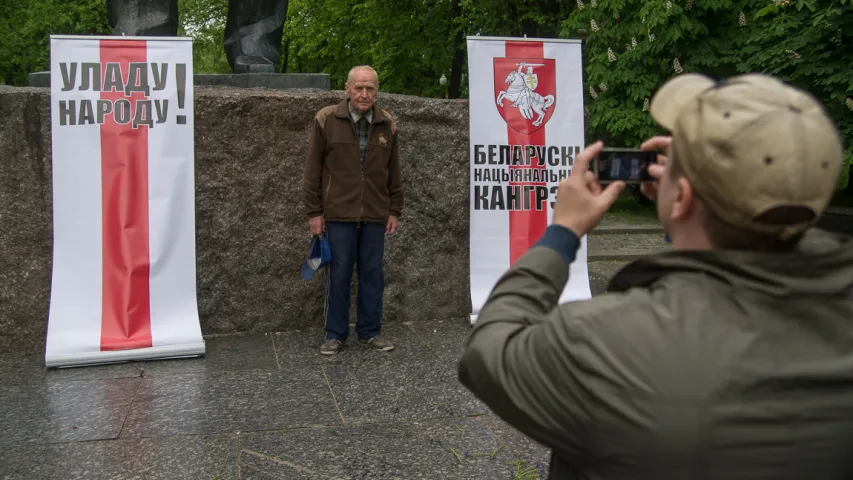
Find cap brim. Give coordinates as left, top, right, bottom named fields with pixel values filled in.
left=650, top=74, right=716, bottom=131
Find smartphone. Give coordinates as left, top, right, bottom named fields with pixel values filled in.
left=594, top=148, right=657, bottom=183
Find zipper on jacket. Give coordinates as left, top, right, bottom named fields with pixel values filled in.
left=324, top=174, right=332, bottom=203
left=361, top=120, right=372, bottom=223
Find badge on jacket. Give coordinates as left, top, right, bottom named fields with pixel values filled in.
left=378, top=134, right=388, bottom=147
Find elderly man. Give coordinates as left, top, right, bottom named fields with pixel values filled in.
left=459, top=73, right=853, bottom=478
left=303, top=65, right=403, bottom=355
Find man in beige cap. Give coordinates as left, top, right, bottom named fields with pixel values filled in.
left=459, top=73, right=853, bottom=479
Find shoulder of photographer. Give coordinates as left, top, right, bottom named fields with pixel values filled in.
left=457, top=223, right=665, bottom=458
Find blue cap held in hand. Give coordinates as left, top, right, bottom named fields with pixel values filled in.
left=300, top=233, right=331, bottom=280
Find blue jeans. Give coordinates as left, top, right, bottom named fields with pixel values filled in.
left=324, top=221, right=385, bottom=341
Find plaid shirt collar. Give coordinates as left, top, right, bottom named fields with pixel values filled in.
left=348, top=101, right=373, bottom=124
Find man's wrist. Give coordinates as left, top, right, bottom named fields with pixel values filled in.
left=534, top=224, right=581, bottom=264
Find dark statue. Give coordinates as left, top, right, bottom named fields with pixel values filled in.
left=107, top=0, right=289, bottom=74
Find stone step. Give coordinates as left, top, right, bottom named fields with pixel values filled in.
left=586, top=231, right=670, bottom=261
left=591, top=224, right=664, bottom=235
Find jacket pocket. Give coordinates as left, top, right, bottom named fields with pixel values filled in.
left=366, top=141, right=391, bottom=173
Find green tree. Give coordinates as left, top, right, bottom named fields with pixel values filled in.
left=279, top=0, right=570, bottom=97
left=178, top=0, right=230, bottom=74
left=282, top=0, right=465, bottom=97
left=1, top=0, right=109, bottom=85
left=561, top=0, right=853, bottom=189
left=740, top=0, right=853, bottom=188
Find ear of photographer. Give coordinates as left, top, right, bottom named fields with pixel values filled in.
left=459, top=73, right=853, bottom=479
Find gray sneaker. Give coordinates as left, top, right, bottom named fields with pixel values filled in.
left=320, top=339, right=343, bottom=355
left=359, top=336, right=394, bottom=352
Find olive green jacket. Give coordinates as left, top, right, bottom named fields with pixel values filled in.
left=459, top=225, right=853, bottom=479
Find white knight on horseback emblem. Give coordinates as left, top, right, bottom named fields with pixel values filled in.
left=496, top=62, right=556, bottom=127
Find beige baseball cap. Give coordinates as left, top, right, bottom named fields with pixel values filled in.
left=650, top=73, right=843, bottom=239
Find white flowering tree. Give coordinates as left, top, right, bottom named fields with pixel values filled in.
left=562, top=0, right=853, bottom=190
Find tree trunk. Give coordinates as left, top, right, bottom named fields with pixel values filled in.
left=448, top=27, right=464, bottom=98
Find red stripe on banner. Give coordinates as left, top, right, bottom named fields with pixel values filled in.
left=506, top=41, right=548, bottom=265
left=99, top=39, right=153, bottom=351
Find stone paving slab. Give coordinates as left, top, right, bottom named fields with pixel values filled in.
left=132, top=332, right=280, bottom=377
left=238, top=415, right=549, bottom=480
left=587, top=231, right=671, bottom=260
left=273, top=323, right=488, bottom=426
left=0, top=376, right=140, bottom=447
left=0, top=352, right=143, bottom=386
left=274, top=323, right=437, bottom=368
left=0, top=320, right=552, bottom=480
left=120, top=368, right=342, bottom=438
left=0, top=434, right=238, bottom=480
left=405, top=319, right=470, bottom=362
left=323, top=357, right=486, bottom=426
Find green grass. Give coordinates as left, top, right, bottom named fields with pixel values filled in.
left=609, top=191, right=656, bottom=215
left=509, top=459, right=544, bottom=479
left=601, top=190, right=659, bottom=225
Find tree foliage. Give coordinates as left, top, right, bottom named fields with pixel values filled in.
left=1, top=0, right=109, bottom=85
left=282, top=0, right=464, bottom=97
left=562, top=0, right=853, bottom=186
left=3, top=0, right=851, bottom=189
left=743, top=0, right=853, bottom=186
left=177, top=0, right=230, bottom=75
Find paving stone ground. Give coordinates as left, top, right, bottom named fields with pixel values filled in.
left=0, top=321, right=553, bottom=480
left=588, top=231, right=670, bottom=260
left=0, top=212, right=666, bottom=480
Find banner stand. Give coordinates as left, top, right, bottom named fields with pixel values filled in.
left=466, top=36, right=592, bottom=324
left=45, top=35, right=205, bottom=368
left=47, top=345, right=205, bottom=369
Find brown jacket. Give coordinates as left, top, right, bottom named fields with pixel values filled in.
left=459, top=226, right=853, bottom=479
left=303, top=99, right=403, bottom=224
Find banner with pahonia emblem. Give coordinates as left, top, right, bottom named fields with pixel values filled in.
left=466, top=36, right=591, bottom=323
left=45, top=35, right=205, bottom=367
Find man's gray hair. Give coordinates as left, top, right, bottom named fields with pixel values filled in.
left=346, top=65, right=379, bottom=87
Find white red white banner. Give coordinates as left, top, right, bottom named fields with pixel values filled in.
left=45, top=35, right=205, bottom=367
left=466, top=36, right=591, bottom=322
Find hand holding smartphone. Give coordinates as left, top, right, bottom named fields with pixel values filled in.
left=593, top=148, right=657, bottom=184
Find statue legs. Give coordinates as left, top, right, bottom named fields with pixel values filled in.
left=107, top=0, right=289, bottom=74
left=107, top=0, right=179, bottom=37
left=224, top=0, right=289, bottom=73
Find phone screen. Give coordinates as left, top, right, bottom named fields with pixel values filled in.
left=595, top=149, right=657, bottom=183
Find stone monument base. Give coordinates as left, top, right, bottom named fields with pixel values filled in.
left=0, top=85, right=468, bottom=353
left=28, top=71, right=330, bottom=90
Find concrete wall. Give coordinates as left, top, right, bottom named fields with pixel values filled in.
left=0, top=85, right=472, bottom=352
